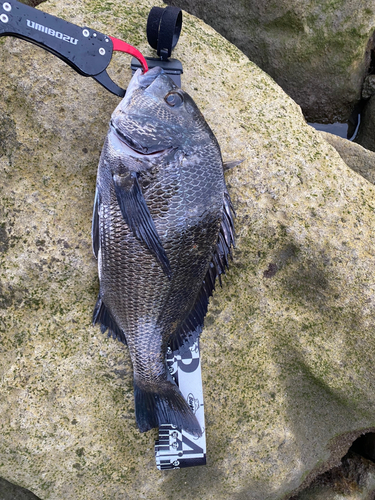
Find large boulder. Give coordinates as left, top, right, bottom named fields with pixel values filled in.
left=320, top=131, right=375, bottom=183
left=294, top=451, right=375, bottom=500
left=166, top=0, right=375, bottom=123
left=1, top=1, right=375, bottom=499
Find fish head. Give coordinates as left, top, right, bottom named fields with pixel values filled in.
left=109, top=66, right=214, bottom=157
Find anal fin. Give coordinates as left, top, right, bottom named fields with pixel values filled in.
left=93, top=295, right=127, bottom=345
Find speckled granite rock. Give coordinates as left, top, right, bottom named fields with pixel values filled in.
left=1, top=1, right=375, bottom=499
left=319, top=132, right=375, bottom=184
left=165, top=0, right=375, bottom=123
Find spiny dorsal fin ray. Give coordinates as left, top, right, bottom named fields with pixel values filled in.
left=113, top=171, right=172, bottom=279
left=223, top=159, right=244, bottom=172
left=92, top=187, right=100, bottom=259
left=169, top=191, right=235, bottom=351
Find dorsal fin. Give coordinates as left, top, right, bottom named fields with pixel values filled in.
left=169, top=191, right=235, bottom=351
left=223, top=159, right=244, bottom=172
left=92, top=187, right=100, bottom=259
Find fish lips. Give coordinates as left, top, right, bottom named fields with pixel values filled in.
left=117, top=67, right=178, bottom=111
left=109, top=123, right=170, bottom=158
left=119, top=67, right=166, bottom=110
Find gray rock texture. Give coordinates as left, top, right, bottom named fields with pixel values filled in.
left=1, top=1, right=375, bottom=499
left=0, top=477, right=41, bottom=500
left=361, top=75, right=375, bottom=100
left=165, top=0, right=375, bottom=123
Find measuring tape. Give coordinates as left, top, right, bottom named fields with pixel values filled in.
left=155, top=339, right=206, bottom=469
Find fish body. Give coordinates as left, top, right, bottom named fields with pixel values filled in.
left=92, top=66, right=234, bottom=436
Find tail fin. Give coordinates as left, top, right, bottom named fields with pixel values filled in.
left=134, top=378, right=202, bottom=437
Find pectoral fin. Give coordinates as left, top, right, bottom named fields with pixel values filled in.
left=113, top=171, right=171, bottom=279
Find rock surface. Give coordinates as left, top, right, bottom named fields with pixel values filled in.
left=361, top=75, right=375, bottom=100
left=319, top=132, right=375, bottom=184
left=293, top=452, right=375, bottom=500
left=1, top=1, right=375, bottom=499
left=0, top=477, right=41, bottom=500
left=166, top=0, right=375, bottom=123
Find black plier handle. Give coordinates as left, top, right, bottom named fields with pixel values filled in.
left=0, top=0, right=148, bottom=96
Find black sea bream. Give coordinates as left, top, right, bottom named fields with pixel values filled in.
left=92, top=66, right=235, bottom=436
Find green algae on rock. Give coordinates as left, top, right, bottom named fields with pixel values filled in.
left=1, top=1, right=375, bottom=499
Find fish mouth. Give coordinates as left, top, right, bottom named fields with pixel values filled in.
left=109, top=122, right=167, bottom=158
left=118, top=67, right=164, bottom=111
left=137, top=66, right=163, bottom=89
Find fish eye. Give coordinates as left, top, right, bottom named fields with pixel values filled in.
left=164, top=92, right=183, bottom=107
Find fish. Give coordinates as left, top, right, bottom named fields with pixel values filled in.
left=92, top=66, right=235, bottom=437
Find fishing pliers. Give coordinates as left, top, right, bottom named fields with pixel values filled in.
left=0, top=0, right=149, bottom=97
left=0, top=0, right=184, bottom=95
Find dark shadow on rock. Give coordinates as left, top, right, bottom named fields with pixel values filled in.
left=350, top=432, right=375, bottom=462
left=0, top=477, right=42, bottom=500
left=17, top=0, right=47, bottom=7
left=290, top=450, right=375, bottom=499
left=354, top=94, right=375, bottom=152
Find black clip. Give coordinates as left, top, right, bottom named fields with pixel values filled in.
left=131, top=6, right=183, bottom=86
left=147, top=6, right=182, bottom=61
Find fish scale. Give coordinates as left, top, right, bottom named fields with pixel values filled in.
left=92, top=66, right=235, bottom=436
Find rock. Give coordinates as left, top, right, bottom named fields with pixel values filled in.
left=292, top=452, right=375, bottom=500
left=1, top=1, right=375, bottom=499
left=165, top=0, right=375, bottom=123
left=354, top=95, right=375, bottom=152
left=319, top=131, right=375, bottom=184
left=0, top=477, right=42, bottom=500
left=362, top=75, right=375, bottom=100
